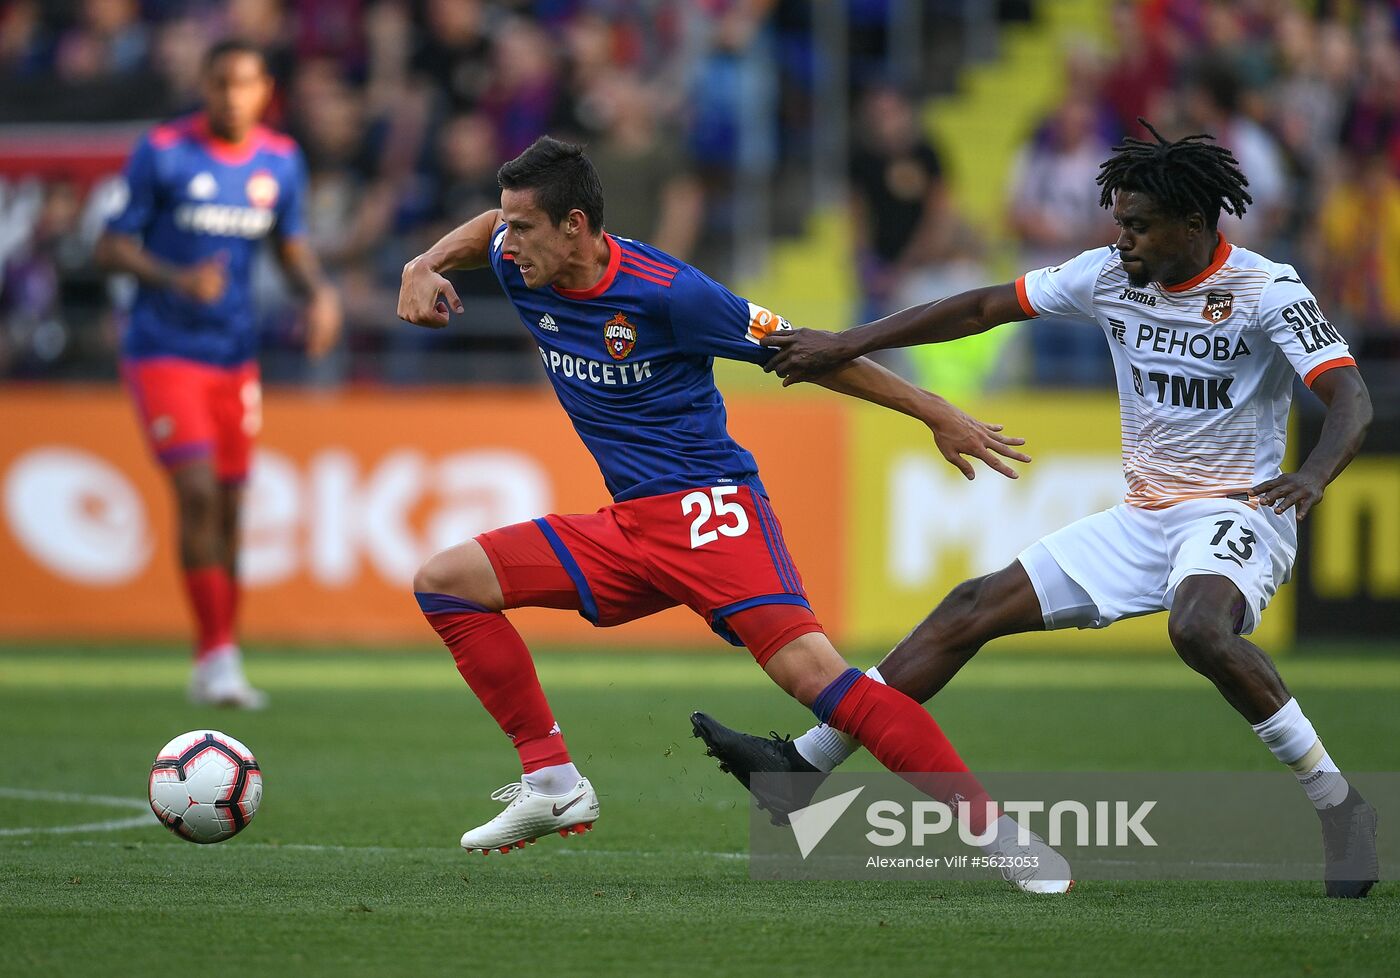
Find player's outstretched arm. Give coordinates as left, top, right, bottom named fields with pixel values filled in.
left=398, top=208, right=502, bottom=328
left=761, top=283, right=1029, bottom=382
left=809, top=356, right=1031, bottom=480
left=1251, top=366, right=1371, bottom=520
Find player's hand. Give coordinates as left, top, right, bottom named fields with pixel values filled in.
left=1251, top=471, right=1325, bottom=520
left=925, top=401, right=1031, bottom=480
left=304, top=285, right=342, bottom=359
left=398, top=256, right=463, bottom=328
left=761, top=328, right=856, bottom=383
left=172, top=253, right=228, bottom=304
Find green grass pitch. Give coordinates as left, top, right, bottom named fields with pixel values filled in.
left=2, top=645, right=1398, bottom=977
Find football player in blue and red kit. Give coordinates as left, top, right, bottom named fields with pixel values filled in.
left=96, top=40, right=341, bottom=708
left=397, top=137, right=1065, bottom=885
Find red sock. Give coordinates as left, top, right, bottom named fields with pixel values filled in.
left=183, top=565, right=235, bottom=661
left=227, top=565, right=240, bottom=633
left=416, top=592, right=570, bottom=773
left=821, top=671, right=995, bottom=832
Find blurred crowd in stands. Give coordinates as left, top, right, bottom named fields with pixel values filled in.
left=1, top=0, right=1398, bottom=390
left=853, top=0, right=1400, bottom=388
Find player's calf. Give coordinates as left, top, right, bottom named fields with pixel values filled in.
left=877, top=565, right=1046, bottom=704
left=1166, top=579, right=1289, bottom=723
left=876, top=576, right=997, bottom=703
left=171, top=462, right=226, bottom=568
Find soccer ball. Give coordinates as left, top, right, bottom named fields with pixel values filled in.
left=149, top=730, right=263, bottom=844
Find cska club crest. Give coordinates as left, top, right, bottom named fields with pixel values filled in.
left=245, top=170, right=280, bottom=209
left=1202, top=291, right=1234, bottom=324
left=604, top=312, right=636, bottom=360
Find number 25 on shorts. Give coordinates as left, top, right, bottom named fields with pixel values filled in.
left=682, top=486, right=751, bottom=549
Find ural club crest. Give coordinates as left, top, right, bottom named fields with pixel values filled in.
left=1202, top=291, right=1234, bottom=324
left=245, top=170, right=280, bottom=209
left=604, top=312, right=636, bottom=361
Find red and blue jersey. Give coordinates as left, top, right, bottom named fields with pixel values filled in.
left=107, top=114, right=308, bottom=367
left=489, top=227, right=791, bottom=502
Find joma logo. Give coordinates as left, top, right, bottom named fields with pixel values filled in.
left=1119, top=287, right=1157, bottom=307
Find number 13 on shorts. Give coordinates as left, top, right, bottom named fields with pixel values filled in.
left=682, top=486, right=751, bottom=548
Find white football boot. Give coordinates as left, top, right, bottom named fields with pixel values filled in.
left=460, top=777, right=600, bottom=854
left=188, top=646, right=269, bottom=710
left=994, top=830, right=1074, bottom=894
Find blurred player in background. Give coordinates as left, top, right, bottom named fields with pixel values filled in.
left=396, top=137, right=1069, bottom=890
left=694, top=121, right=1379, bottom=899
left=96, top=40, right=342, bottom=708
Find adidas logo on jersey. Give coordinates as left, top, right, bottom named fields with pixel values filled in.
left=187, top=172, right=218, bottom=200
left=538, top=314, right=559, bottom=332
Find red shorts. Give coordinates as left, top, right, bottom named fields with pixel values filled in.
left=476, top=485, right=824, bottom=666
left=122, top=357, right=261, bottom=483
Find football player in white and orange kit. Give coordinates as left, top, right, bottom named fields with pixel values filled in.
left=691, top=122, right=1378, bottom=898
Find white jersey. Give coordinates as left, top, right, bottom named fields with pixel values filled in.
left=1017, top=235, right=1355, bottom=510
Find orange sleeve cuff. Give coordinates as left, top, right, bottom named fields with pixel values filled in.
left=1303, top=356, right=1356, bottom=388
left=1014, top=275, right=1037, bottom=318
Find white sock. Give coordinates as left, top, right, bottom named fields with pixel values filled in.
left=522, top=762, right=581, bottom=796
left=793, top=666, right=886, bottom=772
left=1251, top=698, right=1350, bottom=810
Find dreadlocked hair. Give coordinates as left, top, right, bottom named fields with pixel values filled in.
left=1096, top=118, right=1251, bottom=229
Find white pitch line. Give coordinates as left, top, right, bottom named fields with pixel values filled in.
left=0, top=789, right=746, bottom=853
left=0, top=787, right=149, bottom=810
left=237, top=842, right=745, bottom=859
left=15, top=838, right=747, bottom=859
left=0, top=785, right=155, bottom=836
left=1083, top=856, right=1312, bottom=871
left=0, top=815, right=155, bottom=836
left=0, top=834, right=1299, bottom=873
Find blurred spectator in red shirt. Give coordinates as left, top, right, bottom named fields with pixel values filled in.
left=1101, top=0, right=1175, bottom=138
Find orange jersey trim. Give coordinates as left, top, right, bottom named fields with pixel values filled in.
left=1126, top=487, right=1258, bottom=511
left=1303, top=356, right=1356, bottom=388
left=1014, top=275, right=1037, bottom=317
left=1162, top=232, right=1231, bottom=293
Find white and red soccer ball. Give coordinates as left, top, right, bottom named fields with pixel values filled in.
left=149, top=730, right=263, bottom=844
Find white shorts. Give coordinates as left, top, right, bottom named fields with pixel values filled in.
left=1016, top=499, right=1297, bottom=636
